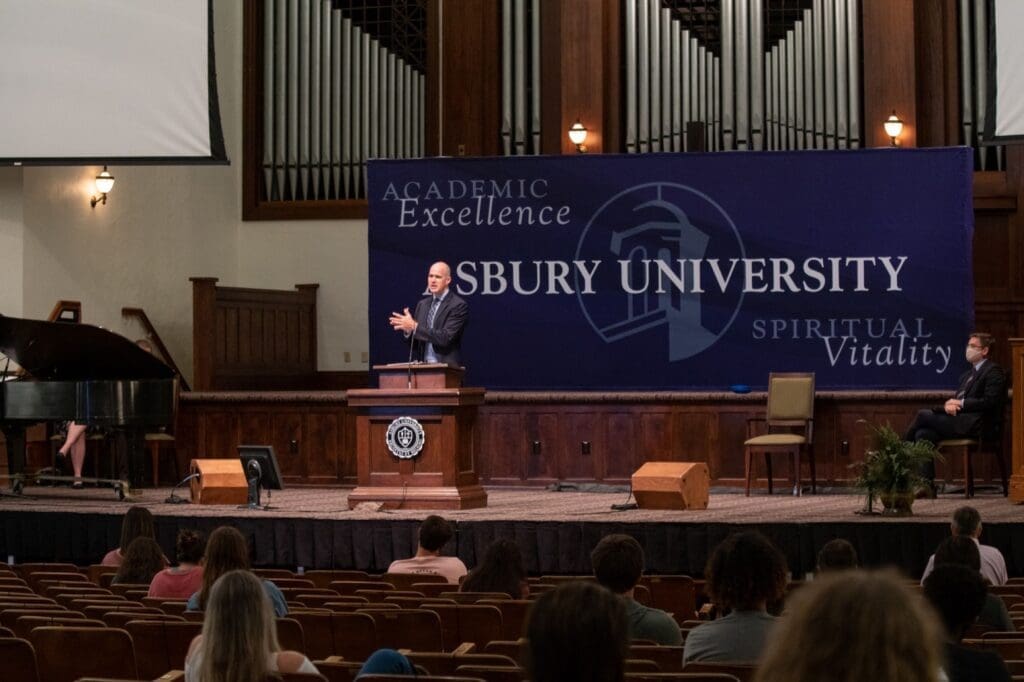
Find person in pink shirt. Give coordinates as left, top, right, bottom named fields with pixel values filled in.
left=387, top=515, right=467, bottom=584
left=149, top=529, right=206, bottom=599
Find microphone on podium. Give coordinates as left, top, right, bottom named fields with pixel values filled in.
left=406, top=318, right=417, bottom=389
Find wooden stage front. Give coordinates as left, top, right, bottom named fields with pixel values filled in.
left=1, top=485, right=1022, bottom=580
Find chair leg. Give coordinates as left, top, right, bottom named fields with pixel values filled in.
left=745, top=449, right=752, bottom=497
left=765, top=453, right=773, bottom=495
left=808, top=445, right=816, bottom=494
left=964, top=446, right=973, bottom=499
left=793, top=450, right=802, bottom=497
left=996, top=444, right=1009, bottom=497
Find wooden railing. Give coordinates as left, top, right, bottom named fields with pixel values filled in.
left=46, top=300, right=81, bottom=323
left=121, top=307, right=191, bottom=392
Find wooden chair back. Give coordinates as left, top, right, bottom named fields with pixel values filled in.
left=30, top=626, right=138, bottom=682
left=0, top=636, right=40, bottom=682
left=125, top=619, right=203, bottom=680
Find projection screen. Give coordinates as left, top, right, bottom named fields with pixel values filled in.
left=0, top=0, right=226, bottom=165
left=987, top=0, right=1024, bottom=142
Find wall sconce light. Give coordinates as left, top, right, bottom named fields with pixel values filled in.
left=568, top=119, right=588, bottom=153
left=90, top=166, right=115, bottom=207
left=883, top=111, right=904, bottom=147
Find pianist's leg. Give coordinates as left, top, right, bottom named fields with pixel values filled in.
left=58, top=422, right=88, bottom=481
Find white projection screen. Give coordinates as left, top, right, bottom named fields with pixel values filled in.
left=0, top=0, right=226, bottom=165
left=988, top=0, right=1024, bottom=142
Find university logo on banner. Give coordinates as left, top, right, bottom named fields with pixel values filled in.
left=367, top=148, right=974, bottom=390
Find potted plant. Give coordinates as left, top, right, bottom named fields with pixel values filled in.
left=851, top=423, right=941, bottom=516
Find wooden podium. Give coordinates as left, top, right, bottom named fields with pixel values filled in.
left=346, top=363, right=488, bottom=510
left=1009, top=339, right=1024, bottom=503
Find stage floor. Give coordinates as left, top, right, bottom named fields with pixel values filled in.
left=0, top=485, right=1019, bottom=523
left=1, top=486, right=1021, bottom=577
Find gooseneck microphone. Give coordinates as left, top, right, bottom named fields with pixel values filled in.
left=406, top=316, right=417, bottom=389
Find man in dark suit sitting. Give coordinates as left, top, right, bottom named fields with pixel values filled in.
left=389, top=261, right=469, bottom=367
left=905, top=332, right=1007, bottom=495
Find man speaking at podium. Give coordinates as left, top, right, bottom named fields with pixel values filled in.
left=389, top=261, right=468, bottom=367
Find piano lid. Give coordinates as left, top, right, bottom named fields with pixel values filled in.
left=0, top=315, right=175, bottom=381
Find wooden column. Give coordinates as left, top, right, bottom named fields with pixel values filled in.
left=190, top=277, right=219, bottom=391
left=426, top=0, right=501, bottom=157
left=1009, top=339, right=1024, bottom=502
left=540, top=0, right=621, bottom=154
left=861, top=0, right=918, bottom=148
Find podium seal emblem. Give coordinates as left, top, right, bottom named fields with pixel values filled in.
left=386, top=416, right=426, bottom=459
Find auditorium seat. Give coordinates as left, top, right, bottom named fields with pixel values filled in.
left=253, top=568, right=297, bottom=580
left=330, top=601, right=399, bottom=613
left=630, top=645, right=686, bottom=672
left=407, top=651, right=520, bottom=677
left=13, top=615, right=104, bottom=638
left=283, top=610, right=337, bottom=660
left=627, top=659, right=662, bottom=672
left=328, top=611, right=379, bottom=661
left=330, top=580, right=395, bottom=596
left=356, top=671, right=483, bottom=675
left=272, top=673, right=328, bottom=682
left=627, top=674, right=741, bottom=681
left=101, top=610, right=186, bottom=628
left=45, top=584, right=114, bottom=599
left=305, top=569, right=374, bottom=588
left=293, top=593, right=359, bottom=609
left=270, top=578, right=317, bottom=590
left=423, top=603, right=503, bottom=650
left=13, top=563, right=80, bottom=580
left=439, top=591, right=512, bottom=604
left=63, top=596, right=129, bottom=610
left=30, top=626, right=138, bottom=682
left=109, top=582, right=151, bottom=596
left=125, top=619, right=202, bottom=680
left=744, top=372, right=816, bottom=496
left=965, top=638, right=1024, bottom=659
left=276, top=616, right=307, bottom=653
left=312, top=656, right=364, bottom=682
left=415, top=582, right=458, bottom=598
left=682, top=662, right=756, bottom=682
left=356, top=589, right=423, bottom=601
left=0, top=636, right=40, bottom=682
left=386, top=596, right=458, bottom=609
left=28, top=570, right=90, bottom=589
left=0, top=625, right=12, bottom=637
left=642, top=576, right=698, bottom=623
left=482, top=639, right=525, bottom=662
left=0, top=607, right=73, bottom=629
left=359, top=608, right=444, bottom=651
left=383, top=572, right=450, bottom=591
left=82, top=604, right=163, bottom=620
left=453, top=664, right=525, bottom=681
left=87, top=564, right=119, bottom=585
left=478, top=599, right=531, bottom=641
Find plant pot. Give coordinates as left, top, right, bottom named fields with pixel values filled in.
left=878, top=491, right=915, bottom=517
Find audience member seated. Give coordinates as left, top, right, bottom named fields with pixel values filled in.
left=526, top=580, right=628, bottom=682
left=591, top=533, right=682, bottom=646
left=149, top=528, right=206, bottom=599
left=816, top=538, right=858, bottom=574
left=755, top=570, right=944, bottom=682
left=460, top=537, right=529, bottom=598
left=387, top=514, right=467, bottom=584
left=921, top=506, right=1008, bottom=586
left=930, top=536, right=1013, bottom=632
left=184, top=569, right=318, bottom=681
left=923, top=564, right=1012, bottom=682
left=356, top=649, right=416, bottom=678
left=683, top=531, right=787, bottom=664
left=186, top=526, right=287, bottom=617
left=113, top=536, right=166, bottom=585
left=102, top=505, right=161, bottom=567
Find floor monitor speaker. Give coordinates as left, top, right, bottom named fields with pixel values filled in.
left=631, top=461, right=710, bottom=510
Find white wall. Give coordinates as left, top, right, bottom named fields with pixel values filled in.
left=7, top=0, right=370, bottom=383
left=0, top=167, right=24, bottom=319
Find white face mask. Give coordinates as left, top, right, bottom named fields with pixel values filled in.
left=965, top=346, right=983, bottom=364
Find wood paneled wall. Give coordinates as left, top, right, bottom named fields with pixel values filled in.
left=191, top=278, right=320, bottom=391
left=177, top=391, right=1009, bottom=489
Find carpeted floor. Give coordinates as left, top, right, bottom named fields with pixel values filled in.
left=0, top=484, right=1018, bottom=524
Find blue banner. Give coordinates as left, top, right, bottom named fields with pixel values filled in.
left=368, top=148, right=974, bottom=390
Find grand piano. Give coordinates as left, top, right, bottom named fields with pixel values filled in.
left=0, top=315, right=175, bottom=492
